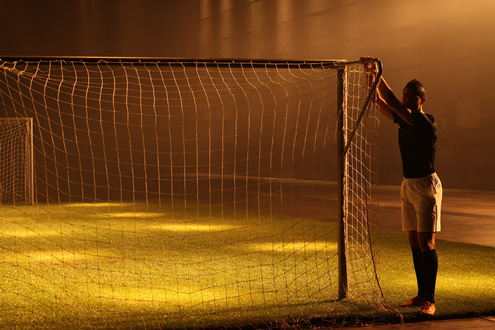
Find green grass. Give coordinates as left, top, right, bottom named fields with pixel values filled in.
left=379, top=231, right=495, bottom=323
left=1, top=201, right=494, bottom=328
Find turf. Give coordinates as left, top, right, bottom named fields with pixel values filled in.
left=379, top=230, right=495, bottom=323
left=1, top=201, right=494, bottom=328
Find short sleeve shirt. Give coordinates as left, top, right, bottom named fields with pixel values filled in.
left=393, top=111, right=437, bottom=178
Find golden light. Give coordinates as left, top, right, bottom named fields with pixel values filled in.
left=1, top=228, right=60, bottom=238
left=148, top=223, right=238, bottom=232
left=110, top=212, right=164, bottom=219
left=246, top=241, right=337, bottom=253
left=4, top=249, right=117, bottom=264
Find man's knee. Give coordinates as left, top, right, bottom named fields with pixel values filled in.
left=418, top=232, right=436, bottom=251
left=407, top=231, right=420, bottom=248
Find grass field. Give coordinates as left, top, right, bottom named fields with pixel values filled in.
left=379, top=231, right=495, bottom=323
left=1, top=201, right=494, bottom=328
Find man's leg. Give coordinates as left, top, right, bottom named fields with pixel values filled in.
left=418, top=232, right=438, bottom=305
left=408, top=231, right=426, bottom=299
left=399, top=231, right=426, bottom=307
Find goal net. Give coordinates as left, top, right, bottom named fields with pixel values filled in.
left=0, top=58, right=388, bottom=328
left=0, top=118, right=33, bottom=205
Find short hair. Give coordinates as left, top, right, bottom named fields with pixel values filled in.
left=405, top=79, right=426, bottom=100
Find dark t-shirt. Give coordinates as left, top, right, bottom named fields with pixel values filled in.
left=393, top=111, right=437, bottom=178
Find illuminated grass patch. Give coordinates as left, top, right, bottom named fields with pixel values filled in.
left=1, top=203, right=494, bottom=328
left=0, top=201, right=344, bottom=328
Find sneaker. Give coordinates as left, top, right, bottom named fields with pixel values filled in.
left=420, top=301, right=436, bottom=316
left=399, top=295, right=425, bottom=307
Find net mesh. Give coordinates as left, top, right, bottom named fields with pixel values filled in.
left=0, top=118, right=33, bottom=205
left=0, top=58, right=387, bottom=328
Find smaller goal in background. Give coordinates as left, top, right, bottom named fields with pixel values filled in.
left=0, top=118, right=34, bottom=205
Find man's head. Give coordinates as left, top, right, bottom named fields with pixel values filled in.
left=402, top=79, right=426, bottom=111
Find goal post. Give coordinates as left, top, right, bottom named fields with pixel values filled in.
left=338, top=60, right=383, bottom=300
left=337, top=67, right=348, bottom=300
left=0, top=57, right=387, bottom=328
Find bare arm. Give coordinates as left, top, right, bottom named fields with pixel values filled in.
left=377, top=77, right=416, bottom=126
left=359, top=57, right=417, bottom=126
left=376, top=96, right=394, bottom=121
left=378, top=77, right=401, bottom=108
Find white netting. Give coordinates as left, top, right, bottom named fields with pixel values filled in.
left=0, top=118, right=33, bottom=205
left=0, top=58, right=387, bottom=328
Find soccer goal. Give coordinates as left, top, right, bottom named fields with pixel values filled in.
left=0, top=57, right=388, bottom=328
left=0, top=118, right=34, bottom=205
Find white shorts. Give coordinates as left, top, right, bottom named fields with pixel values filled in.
left=401, top=173, right=442, bottom=233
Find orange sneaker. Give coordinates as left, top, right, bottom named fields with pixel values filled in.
left=399, top=296, right=425, bottom=307
left=420, top=301, right=436, bottom=316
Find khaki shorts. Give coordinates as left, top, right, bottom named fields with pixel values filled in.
left=401, top=173, right=442, bottom=233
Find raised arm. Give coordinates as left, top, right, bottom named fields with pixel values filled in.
left=378, top=77, right=401, bottom=109
left=376, top=96, right=394, bottom=121
left=359, top=57, right=418, bottom=126
left=377, top=77, right=418, bottom=126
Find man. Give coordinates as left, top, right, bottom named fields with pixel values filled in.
left=372, top=66, right=443, bottom=316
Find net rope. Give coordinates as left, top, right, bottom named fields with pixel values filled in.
left=0, top=58, right=389, bottom=328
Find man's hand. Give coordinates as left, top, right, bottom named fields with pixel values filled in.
left=360, top=57, right=376, bottom=73
left=360, top=57, right=378, bottom=91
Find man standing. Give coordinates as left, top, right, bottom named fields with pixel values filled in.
left=374, top=71, right=443, bottom=317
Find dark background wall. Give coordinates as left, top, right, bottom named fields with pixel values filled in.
left=1, top=0, right=495, bottom=190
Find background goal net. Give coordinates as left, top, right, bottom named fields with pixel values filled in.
left=0, top=118, right=33, bottom=205
left=0, top=58, right=386, bottom=328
